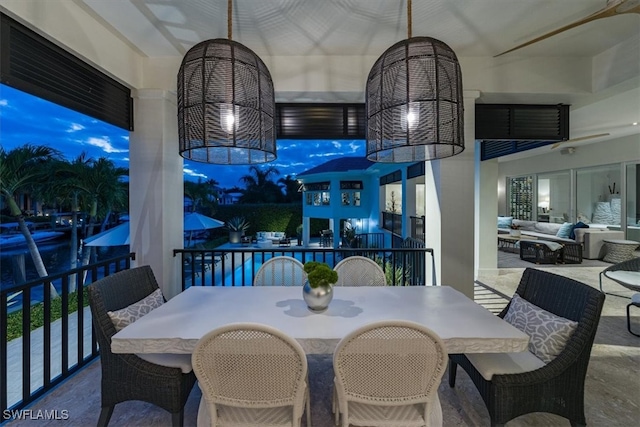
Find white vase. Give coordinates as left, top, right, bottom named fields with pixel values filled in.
left=509, top=229, right=521, bottom=237
left=592, top=202, right=612, bottom=224
left=610, top=197, right=621, bottom=225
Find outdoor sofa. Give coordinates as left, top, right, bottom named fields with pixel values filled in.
left=498, top=217, right=624, bottom=259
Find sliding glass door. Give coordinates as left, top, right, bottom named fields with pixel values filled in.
left=626, top=163, right=640, bottom=241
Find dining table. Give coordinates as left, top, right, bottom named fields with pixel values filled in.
left=111, top=285, right=528, bottom=355
left=111, top=285, right=528, bottom=427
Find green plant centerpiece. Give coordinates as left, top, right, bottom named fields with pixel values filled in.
left=302, top=261, right=338, bottom=312
left=226, top=216, right=250, bottom=244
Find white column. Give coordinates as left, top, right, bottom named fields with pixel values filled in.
left=129, top=89, right=184, bottom=299
left=423, top=90, right=479, bottom=298
left=476, top=152, right=499, bottom=281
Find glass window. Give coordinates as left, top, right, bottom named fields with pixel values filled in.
left=626, top=163, right=639, bottom=241
left=537, top=171, right=571, bottom=223
left=576, top=164, right=621, bottom=226
left=341, top=191, right=361, bottom=206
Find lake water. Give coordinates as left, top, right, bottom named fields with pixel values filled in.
left=1, top=238, right=129, bottom=311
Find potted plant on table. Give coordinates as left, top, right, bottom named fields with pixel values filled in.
left=226, top=216, right=250, bottom=244
left=302, top=261, right=338, bottom=312
left=509, top=223, right=521, bottom=237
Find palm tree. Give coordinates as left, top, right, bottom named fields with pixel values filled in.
left=278, top=174, right=302, bottom=203
left=50, top=154, right=93, bottom=290
left=0, top=144, right=61, bottom=296
left=239, top=165, right=284, bottom=203
left=184, top=178, right=219, bottom=214
left=79, top=157, right=128, bottom=266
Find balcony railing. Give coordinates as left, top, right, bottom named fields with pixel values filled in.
left=382, top=211, right=402, bottom=236
left=173, top=246, right=435, bottom=290
left=410, top=215, right=425, bottom=241
left=1, top=252, right=136, bottom=415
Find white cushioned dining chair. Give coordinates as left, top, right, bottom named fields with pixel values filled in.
left=253, top=255, right=307, bottom=286
left=332, top=320, right=447, bottom=427
left=333, top=255, right=386, bottom=286
left=192, top=323, right=311, bottom=427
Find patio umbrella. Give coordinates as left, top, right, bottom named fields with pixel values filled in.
left=83, top=222, right=130, bottom=247
left=84, top=214, right=225, bottom=247
left=184, top=212, right=225, bottom=247
left=183, top=212, right=225, bottom=231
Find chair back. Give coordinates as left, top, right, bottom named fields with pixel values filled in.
left=333, top=320, right=446, bottom=405
left=333, top=255, right=386, bottom=286
left=192, top=323, right=308, bottom=411
left=501, top=268, right=605, bottom=368
left=253, top=256, right=307, bottom=286
left=88, top=265, right=160, bottom=350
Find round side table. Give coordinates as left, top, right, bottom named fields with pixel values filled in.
left=603, top=239, right=640, bottom=263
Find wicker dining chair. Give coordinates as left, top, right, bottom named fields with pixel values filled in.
left=333, top=255, right=386, bottom=286
left=332, top=320, right=447, bottom=427
left=192, top=323, right=311, bottom=427
left=88, top=266, right=197, bottom=427
left=449, top=268, right=605, bottom=427
left=253, top=256, right=307, bottom=286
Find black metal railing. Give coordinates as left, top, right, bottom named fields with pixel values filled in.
left=382, top=211, right=402, bottom=236
left=173, top=246, right=435, bottom=290
left=1, top=252, right=135, bottom=415
left=410, top=215, right=425, bottom=241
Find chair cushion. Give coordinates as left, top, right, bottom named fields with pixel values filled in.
left=136, top=353, right=193, bottom=373
left=107, top=288, right=164, bottom=331
left=605, top=271, right=640, bottom=287
left=466, top=351, right=547, bottom=381
left=503, top=294, right=578, bottom=363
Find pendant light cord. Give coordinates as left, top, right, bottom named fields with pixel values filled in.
left=407, top=0, right=412, bottom=39
left=228, top=0, right=233, bottom=40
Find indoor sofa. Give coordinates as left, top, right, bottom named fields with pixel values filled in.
left=498, top=218, right=624, bottom=259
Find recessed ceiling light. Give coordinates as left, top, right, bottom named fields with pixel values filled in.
left=633, top=122, right=638, bottom=126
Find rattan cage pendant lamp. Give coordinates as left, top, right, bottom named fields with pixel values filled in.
left=366, top=0, right=464, bottom=162
left=177, top=0, right=276, bottom=164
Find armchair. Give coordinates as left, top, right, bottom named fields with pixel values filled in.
left=448, top=268, right=605, bottom=426
left=88, top=266, right=197, bottom=426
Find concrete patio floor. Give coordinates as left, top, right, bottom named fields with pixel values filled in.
left=4, top=264, right=640, bottom=426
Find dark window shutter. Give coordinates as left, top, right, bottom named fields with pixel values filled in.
left=1, top=13, right=133, bottom=131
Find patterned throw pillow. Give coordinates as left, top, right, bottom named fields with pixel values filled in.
left=504, top=294, right=578, bottom=363
left=107, top=288, right=164, bottom=331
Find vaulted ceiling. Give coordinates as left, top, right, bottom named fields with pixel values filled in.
left=3, top=0, right=639, bottom=149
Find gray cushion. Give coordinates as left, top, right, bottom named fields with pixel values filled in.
left=504, top=294, right=578, bottom=363
left=534, top=222, right=562, bottom=235
left=107, top=288, right=164, bottom=331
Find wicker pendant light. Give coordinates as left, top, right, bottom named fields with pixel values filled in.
left=178, top=0, right=276, bottom=164
left=366, top=0, right=464, bottom=162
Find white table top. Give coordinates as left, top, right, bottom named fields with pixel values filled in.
left=111, top=286, right=529, bottom=355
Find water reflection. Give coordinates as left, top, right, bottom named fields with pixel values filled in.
left=1, top=238, right=129, bottom=292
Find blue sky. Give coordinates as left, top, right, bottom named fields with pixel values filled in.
left=0, top=84, right=365, bottom=189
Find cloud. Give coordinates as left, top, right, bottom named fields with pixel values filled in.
left=0, top=99, right=7, bottom=106
left=183, top=167, right=208, bottom=178
left=67, top=123, right=85, bottom=132
left=86, top=137, right=128, bottom=153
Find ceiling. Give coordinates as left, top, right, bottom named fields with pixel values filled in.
left=78, top=0, right=638, bottom=59
left=69, top=0, right=640, bottom=152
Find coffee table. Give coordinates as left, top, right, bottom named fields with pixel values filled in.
left=603, top=239, right=640, bottom=263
